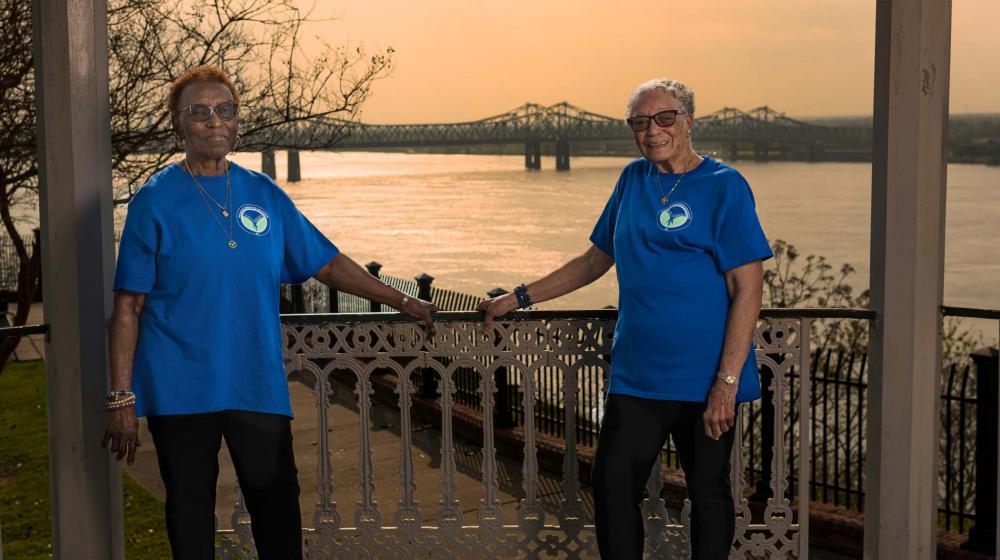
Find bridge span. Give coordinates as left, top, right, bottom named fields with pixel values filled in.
left=250, top=102, right=872, bottom=179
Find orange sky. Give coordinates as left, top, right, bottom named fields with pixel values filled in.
left=299, top=1, right=999, bottom=124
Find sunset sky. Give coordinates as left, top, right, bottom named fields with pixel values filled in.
left=298, top=0, right=1000, bottom=124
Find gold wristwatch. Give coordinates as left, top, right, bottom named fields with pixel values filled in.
left=716, top=371, right=738, bottom=386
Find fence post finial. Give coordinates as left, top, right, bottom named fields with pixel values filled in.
left=415, top=273, right=434, bottom=302
left=487, top=287, right=508, bottom=299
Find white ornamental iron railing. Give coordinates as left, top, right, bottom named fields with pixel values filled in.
left=214, top=309, right=824, bottom=559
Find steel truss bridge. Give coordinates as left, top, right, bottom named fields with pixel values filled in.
left=256, top=102, right=872, bottom=175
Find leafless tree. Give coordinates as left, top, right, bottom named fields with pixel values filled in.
left=107, top=0, right=392, bottom=201
left=0, top=0, right=42, bottom=369
left=0, top=0, right=393, bottom=369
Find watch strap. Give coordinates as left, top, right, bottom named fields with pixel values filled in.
left=716, top=371, right=738, bottom=385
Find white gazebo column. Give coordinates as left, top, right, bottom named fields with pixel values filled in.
left=865, top=0, right=951, bottom=558
left=31, top=0, right=123, bottom=558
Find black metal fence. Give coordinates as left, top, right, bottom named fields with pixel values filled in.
left=731, top=346, right=872, bottom=512
left=660, top=344, right=984, bottom=533
left=0, top=229, right=43, bottom=315
left=282, top=263, right=482, bottom=314
left=940, top=360, right=979, bottom=532
left=451, top=352, right=607, bottom=447
left=0, top=232, right=36, bottom=293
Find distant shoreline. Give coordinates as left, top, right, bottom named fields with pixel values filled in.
left=334, top=144, right=999, bottom=166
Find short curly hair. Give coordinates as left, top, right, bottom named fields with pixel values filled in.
left=626, top=79, right=695, bottom=118
left=167, top=65, right=239, bottom=126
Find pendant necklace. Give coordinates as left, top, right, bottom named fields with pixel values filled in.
left=184, top=159, right=231, bottom=216
left=655, top=153, right=699, bottom=205
left=184, top=159, right=238, bottom=249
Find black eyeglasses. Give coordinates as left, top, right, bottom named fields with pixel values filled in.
left=626, top=109, right=689, bottom=132
left=180, top=101, right=238, bottom=122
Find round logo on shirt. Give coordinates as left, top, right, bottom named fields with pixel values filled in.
left=237, top=204, right=270, bottom=235
left=658, top=202, right=693, bottom=231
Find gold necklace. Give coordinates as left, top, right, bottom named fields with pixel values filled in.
left=183, top=159, right=231, bottom=217
left=184, top=160, right=237, bottom=249
left=655, top=153, right=700, bottom=205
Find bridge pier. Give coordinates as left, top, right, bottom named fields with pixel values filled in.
left=808, top=141, right=825, bottom=162
left=262, top=149, right=276, bottom=179
left=754, top=142, right=769, bottom=161
left=555, top=141, right=570, bottom=171
left=524, top=141, right=541, bottom=170
left=287, top=149, right=301, bottom=182
left=727, top=142, right=740, bottom=161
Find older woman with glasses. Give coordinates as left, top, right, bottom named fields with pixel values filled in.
left=479, top=78, right=772, bottom=559
left=102, top=65, right=437, bottom=559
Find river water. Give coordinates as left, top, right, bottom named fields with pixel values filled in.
left=228, top=151, right=998, bottom=317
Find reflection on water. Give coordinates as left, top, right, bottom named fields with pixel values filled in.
left=228, top=151, right=999, bottom=327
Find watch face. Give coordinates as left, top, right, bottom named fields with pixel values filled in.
left=716, top=372, right=737, bottom=385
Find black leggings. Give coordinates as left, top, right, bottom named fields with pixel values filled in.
left=147, top=410, right=302, bottom=560
left=591, top=394, right=736, bottom=559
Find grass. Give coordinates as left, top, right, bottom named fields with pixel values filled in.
left=0, top=360, right=171, bottom=559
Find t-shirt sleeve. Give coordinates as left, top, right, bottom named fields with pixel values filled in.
left=588, top=170, right=626, bottom=260
left=712, top=177, right=773, bottom=272
left=275, top=187, right=340, bottom=284
left=113, top=190, right=157, bottom=293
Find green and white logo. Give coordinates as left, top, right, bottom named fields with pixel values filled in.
left=237, top=204, right=270, bottom=235
left=658, top=202, right=692, bottom=232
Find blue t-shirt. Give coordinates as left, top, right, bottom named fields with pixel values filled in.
left=590, top=157, right=773, bottom=404
left=113, top=162, right=339, bottom=417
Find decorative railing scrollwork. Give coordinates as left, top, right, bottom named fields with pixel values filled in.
left=214, top=310, right=831, bottom=559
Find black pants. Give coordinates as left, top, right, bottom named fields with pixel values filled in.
left=147, top=410, right=303, bottom=560
left=591, top=394, right=737, bottom=559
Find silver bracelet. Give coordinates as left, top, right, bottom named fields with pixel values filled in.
left=399, top=295, right=410, bottom=310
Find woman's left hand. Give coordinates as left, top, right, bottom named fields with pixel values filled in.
left=476, top=293, right=519, bottom=333
left=703, top=381, right=738, bottom=440
left=402, top=297, right=438, bottom=338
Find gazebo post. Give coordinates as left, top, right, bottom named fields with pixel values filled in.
left=31, top=0, right=123, bottom=558
left=865, top=0, right=951, bottom=557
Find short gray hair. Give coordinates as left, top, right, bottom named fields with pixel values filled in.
left=626, top=79, right=696, bottom=118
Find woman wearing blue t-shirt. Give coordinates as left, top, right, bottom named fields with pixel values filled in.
left=101, top=66, right=437, bottom=560
left=479, top=79, right=772, bottom=559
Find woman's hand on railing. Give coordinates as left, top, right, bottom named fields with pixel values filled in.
left=402, top=297, right=438, bottom=338
left=477, top=293, right=519, bottom=334
left=102, top=408, right=141, bottom=465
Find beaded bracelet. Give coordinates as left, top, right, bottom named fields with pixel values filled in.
left=106, top=394, right=136, bottom=411
left=107, top=394, right=135, bottom=406
left=107, top=401, right=135, bottom=411
left=514, top=283, right=533, bottom=309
